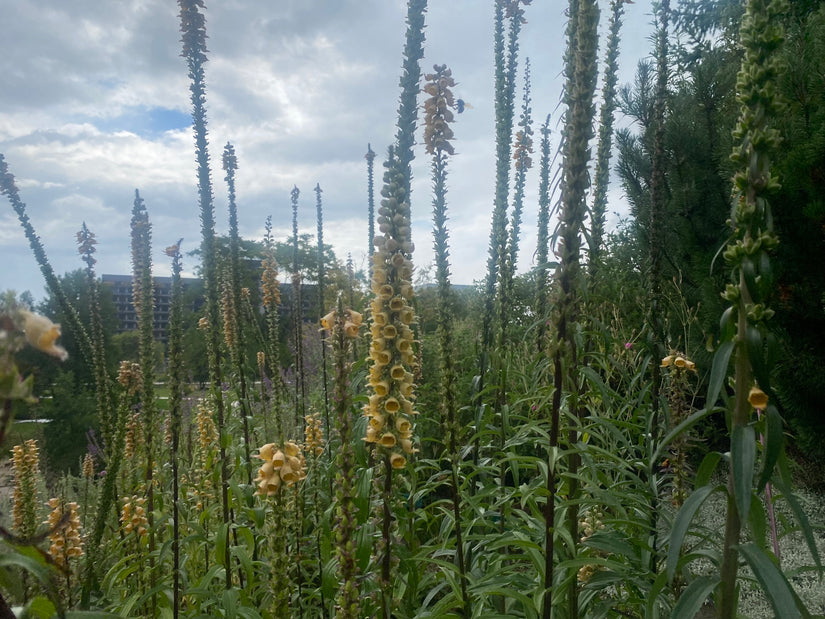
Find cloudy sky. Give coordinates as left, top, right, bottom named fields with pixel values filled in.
left=0, top=0, right=655, bottom=301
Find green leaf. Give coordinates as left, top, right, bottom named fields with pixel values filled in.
left=670, top=575, right=719, bottom=619
left=695, top=451, right=722, bottom=489
left=732, top=424, right=756, bottom=523
left=707, top=339, right=734, bottom=407
left=215, top=522, right=228, bottom=569
left=667, top=484, right=721, bottom=582
left=757, top=404, right=782, bottom=489
left=749, top=493, right=768, bottom=552
left=746, top=325, right=768, bottom=389
left=25, top=596, right=56, bottom=619
left=772, top=477, right=823, bottom=572
left=653, top=407, right=717, bottom=466
left=719, top=306, right=735, bottom=340
left=739, top=543, right=808, bottom=619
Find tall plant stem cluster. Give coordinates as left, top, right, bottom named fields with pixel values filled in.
left=222, top=142, right=254, bottom=485
left=164, top=239, right=185, bottom=619
left=716, top=0, right=788, bottom=615
left=324, top=297, right=361, bottom=618
left=366, top=144, right=377, bottom=281
left=130, top=189, right=158, bottom=611
left=76, top=223, right=112, bottom=449
left=315, top=183, right=331, bottom=440
left=82, top=360, right=137, bottom=604
left=177, top=0, right=231, bottom=588
left=588, top=0, right=630, bottom=273
left=535, top=115, right=552, bottom=350
left=365, top=3, right=427, bottom=613
left=481, top=0, right=526, bottom=363
left=645, top=0, right=670, bottom=576
left=423, top=62, right=469, bottom=615
left=545, top=0, right=600, bottom=617
left=261, top=217, right=285, bottom=444
left=290, top=186, right=307, bottom=427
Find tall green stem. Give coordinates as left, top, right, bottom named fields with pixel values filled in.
left=717, top=0, right=786, bottom=614
left=315, top=183, right=331, bottom=446
left=222, top=143, right=254, bottom=485
left=589, top=0, right=629, bottom=273
left=177, top=0, right=231, bottom=587
left=166, top=242, right=184, bottom=619
left=545, top=1, right=600, bottom=617
left=130, top=190, right=157, bottom=613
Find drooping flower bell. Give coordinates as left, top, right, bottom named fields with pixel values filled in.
left=19, top=310, right=68, bottom=361
left=254, top=440, right=306, bottom=496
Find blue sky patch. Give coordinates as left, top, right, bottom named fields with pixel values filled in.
left=94, top=106, right=191, bottom=137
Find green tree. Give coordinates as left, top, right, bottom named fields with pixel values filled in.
left=40, top=370, right=96, bottom=476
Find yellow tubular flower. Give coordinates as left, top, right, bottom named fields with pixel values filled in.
left=397, top=418, right=411, bottom=435
left=321, top=310, right=336, bottom=331
left=344, top=321, right=360, bottom=338
left=748, top=386, right=769, bottom=409
left=379, top=433, right=397, bottom=448
left=374, top=350, right=392, bottom=366
left=20, top=310, right=68, bottom=361
left=257, top=443, right=275, bottom=461
left=347, top=310, right=363, bottom=326
left=390, top=453, right=407, bottom=469
left=661, top=355, right=675, bottom=367
left=373, top=380, right=390, bottom=396
left=383, top=325, right=398, bottom=339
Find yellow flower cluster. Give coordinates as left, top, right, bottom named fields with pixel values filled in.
left=196, top=402, right=218, bottom=457
left=365, top=255, right=418, bottom=469
left=304, top=413, right=324, bottom=457
left=44, top=498, right=84, bottom=567
left=221, top=281, right=237, bottom=351
left=117, top=360, right=142, bottom=396
left=256, top=351, right=266, bottom=369
left=578, top=507, right=604, bottom=543
left=19, top=310, right=68, bottom=361
left=254, top=441, right=306, bottom=496
left=321, top=309, right=363, bottom=338
left=661, top=354, right=696, bottom=372
left=577, top=563, right=600, bottom=584
left=12, top=439, right=40, bottom=537
left=261, top=254, right=281, bottom=309
left=124, top=412, right=142, bottom=461
left=121, top=495, right=148, bottom=536
left=82, top=453, right=95, bottom=479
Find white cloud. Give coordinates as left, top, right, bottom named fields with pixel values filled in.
left=0, top=0, right=656, bottom=300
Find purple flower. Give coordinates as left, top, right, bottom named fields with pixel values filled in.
left=624, top=342, right=633, bottom=350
